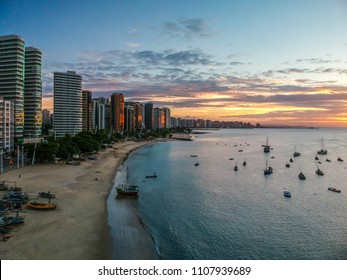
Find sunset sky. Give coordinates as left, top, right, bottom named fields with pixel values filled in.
left=1, top=0, right=347, bottom=127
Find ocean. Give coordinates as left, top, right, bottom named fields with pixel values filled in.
left=108, top=128, right=347, bottom=260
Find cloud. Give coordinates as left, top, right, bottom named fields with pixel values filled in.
left=158, top=18, right=215, bottom=40
left=127, top=42, right=142, bottom=48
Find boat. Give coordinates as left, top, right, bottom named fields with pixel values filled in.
left=298, top=167, right=306, bottom=180
left=328, top=187, right=341, bottom=193
left=0, top=181, right=8, bottom=191
left=285, top=163, right=290, bottom=168
left=26, top=202, right=57, bottom=210
left=0, top=216, right=12, bottom=227
left=315, top=163, right=324, bottom=176
left=289, top=157, right=294, bottom=163
left=326, top=159, right=331, bottom=162
left=315, top=156, right=319, bottom=160
left=242, top=160, right=247, bottom=166
left=263, top=136, right=270, bottom=153
left=234, top=162, right=238, bottom=171
left=229, top=157, right=234, bottom=160
left=190, top=155, right=198, bottom=157
left=145, top=173, right=157, bottom=178
left=3, top=213, right=25, bottom=225
left=194, top=163, right=199, bottom=166
left=293, top=146, right=301, bottom=157
left=317, top=136, right=327, bottom=155
left=116, top=184, right=139, bottom=196
left=264, top=161, right=273, bottom=175
left=284, top=191, right=291, bottom=197
left=38, top=191, right=56, bottom=199
left=337, top=157, right=344, bottom=162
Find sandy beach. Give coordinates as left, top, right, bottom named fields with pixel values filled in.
left=0, top=140, right=160, bottom=260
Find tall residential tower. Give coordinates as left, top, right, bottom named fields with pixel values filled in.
left=0, top=35, right=25, bottom=143
left=53, top=71, right=82, bottom=138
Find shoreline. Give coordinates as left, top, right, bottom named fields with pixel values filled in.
left=1, top=134, right=190, bottom=260
left=0, top=141, right=154, bottom=259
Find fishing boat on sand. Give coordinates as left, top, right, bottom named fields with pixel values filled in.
left=26, top=202, right=57, bottom=210
left=38, top=191, right=56, bottom=199
left=116, top=184, right=139, bottom=196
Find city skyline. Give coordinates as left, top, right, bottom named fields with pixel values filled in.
left=1, top=0, right=347, bottom=127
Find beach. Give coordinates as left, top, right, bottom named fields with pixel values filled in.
left=0, top=140, right=160, bottom=260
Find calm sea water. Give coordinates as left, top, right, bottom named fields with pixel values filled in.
left=108, top=128, right=347, bottom=260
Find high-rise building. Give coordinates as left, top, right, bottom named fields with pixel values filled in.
left=162, top=107, right=171, bottom=129
left=0, top=35, right=25, bottom=143
left=24, top=47, right=42, bottom=137
left=153, top=107, right=164, bottom=130
left=53, top=71, right=82, bottom=138
left=41, top=109, right=50, bottom=125
left=0, top=97, right=14, bottom=151
left=82, top=90, right=92, bottom=132
left=124, top=103, right=135, bottom=132
left=110, top=93, right=124, bottom=132
left=144, top=103, right=154, bottom=130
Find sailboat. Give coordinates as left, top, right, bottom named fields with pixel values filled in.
left=317, top=136, right=327, bottom=155
left=298, top=166, right=306, bottom=180
left=293, top=146, right=301, bottom=157
left=264, top=161, right=273, bottom=175
left=315, top=162, right=324, bottom=176
left=263, top=136, right=270, bottom=153
left=234, top=161, right=238, bottom=171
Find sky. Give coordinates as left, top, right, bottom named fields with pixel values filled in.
left=1, top=0, right=347, bottom=127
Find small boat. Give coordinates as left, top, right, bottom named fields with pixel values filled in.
left=284, top=191, right=291, bottom=197
left=337, top=157, right=344, bottom=162
left=315, top=163, right=324, bottom=176
left=285, top=163, right=290, bottom=168
left=190, top=155, right=198, bottom=157
left=26, top=202, right=57, bottom=210
left=238, top=150, right=243, bottom=152
left=145, top=173, right=157, bottom=178
left=234, top=162, right=238, bottom=171
left=38, top=191, right=56, bottom=199
left=328, top=187, right=341, bottom=193
left=116, top=184, right=139, bottom=196
left=298, top=167, right=306, bottom=180
left=317, top=136, right=328, bottom=155
left=229, top=157, right=234, bottom=160
left=315, top=156, right=319, bottom=160
left=293, top=146, right=301, bottom=157
left=263, top=136, right=270, bottom=153
left=326, top=159, right=331, bottom=162
left=194, top=163, right=199, bottom=166
left=0, top=216, right=12, bottom=227
left=4, top=214, right=25, bottom=225
left=264, top=161, right=273, bottom=175
left=289, top=157, right=294, bottom=163
left=242, top=160, right=247, bottom=166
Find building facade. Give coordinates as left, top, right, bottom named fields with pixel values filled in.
left=0, top=97, right=14, bottom=151
left=0, top=35, right=25, bottom=143
left=144, top=103, right=154, bottom=130
left=24, top=47, right=42, bottom=137
left=41, top=109, right=50, bottom=125
left=110, top=93, right=124, bottom=132
left=82, top=90, right=92, bottom=132
left=53, top=71, right=82, bottom=138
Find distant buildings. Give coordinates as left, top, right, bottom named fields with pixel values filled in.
left=53, top=71, right=82, bottom=137
left=41, top=109, right=50, bottom=125
left=0, top=97, right=14, bottom=151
